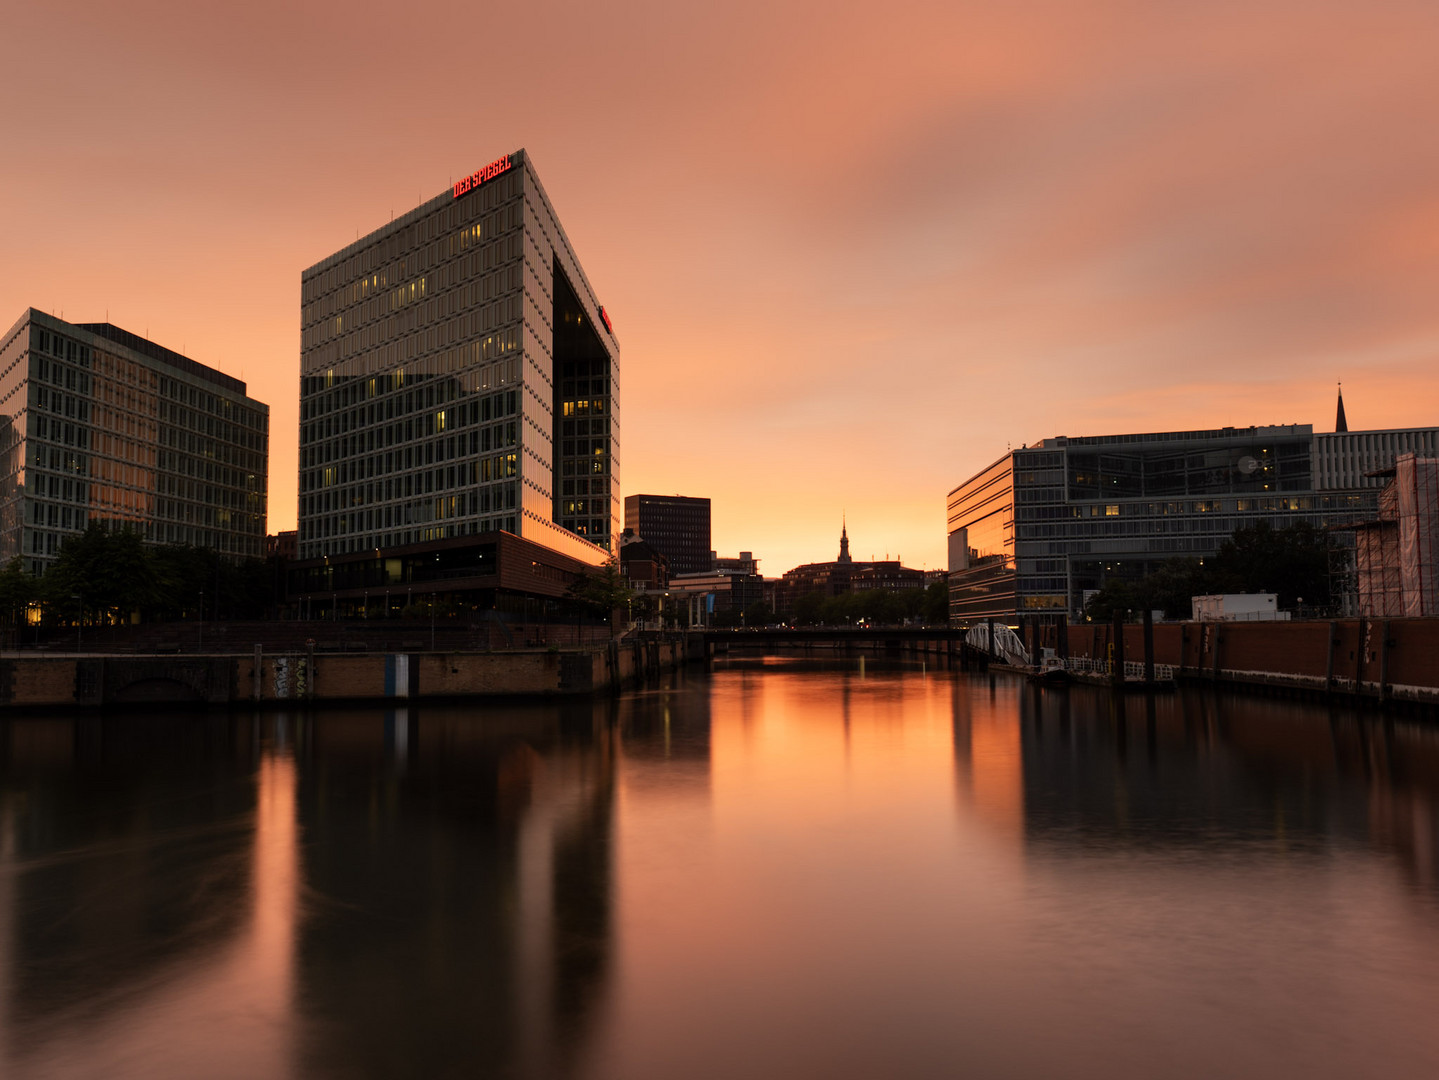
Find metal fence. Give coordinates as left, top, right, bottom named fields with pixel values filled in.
left=1064, top=657, right=1175, bottom=681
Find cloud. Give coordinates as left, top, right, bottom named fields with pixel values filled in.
left=3, top=1, right=1437, bottom=573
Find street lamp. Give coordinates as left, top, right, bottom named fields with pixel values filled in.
left=71, top=594, right=81, bottom=652
left=198, top=588, right=204, bottom=651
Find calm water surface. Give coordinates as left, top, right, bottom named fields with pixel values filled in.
left=2, top=659, right=1438, bottom=1078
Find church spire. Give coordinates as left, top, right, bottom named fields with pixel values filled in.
left=1335, top=381, right=1348, bottom=433
left=838, top=515, right=852, bottom=564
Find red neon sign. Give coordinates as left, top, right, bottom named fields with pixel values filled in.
left=453, top=153, right=513, bottom=198
left=599, top=306, right=613, bottom=334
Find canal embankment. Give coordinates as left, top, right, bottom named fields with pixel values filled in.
left=0, top=634, right=702, bottom=709
left=1055, top=617, right=1439, bottom=708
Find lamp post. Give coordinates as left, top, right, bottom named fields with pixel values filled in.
left=198, top=588, right=204, bottom=652
left=71, top=594, right=81, bottom=652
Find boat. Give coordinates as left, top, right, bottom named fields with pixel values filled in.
left=1029, top=648, right=1069, bottom=685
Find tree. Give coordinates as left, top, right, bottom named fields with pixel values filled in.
left=1083, top=521, right=1337, bottom=622
left=792, top=591, right=826, bottom=626
left=0, top=556, right=35, bottom=626
left=923, top=581, right=950, bottom=625
left=45, top=524, right=157, bottom=623
left=567, top=558, right=633, bottom=636
left=740, top=601, right=773, bottom=627
left=1213, top=520, right=1331, bottom=610
left=1083, top=577, right=1143, bottom=623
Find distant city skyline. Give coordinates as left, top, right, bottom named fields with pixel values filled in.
left=4, top=1, right=1438, bottom=573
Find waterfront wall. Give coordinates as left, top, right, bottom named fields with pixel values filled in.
left=1059, top=618, right=1439, bottom=705
left=0, top=636, right=698, bottom=709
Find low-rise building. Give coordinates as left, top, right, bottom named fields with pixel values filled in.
left=619, top=532, right=669, bottom=591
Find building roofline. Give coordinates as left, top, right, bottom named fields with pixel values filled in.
left=27, top=310, right=255, bottom=400
left=1036, top=424, right=1313, bottom=449
left=946, top=448, right=1014, bottom=499
left=1314, top=426, right=1439, bottom=438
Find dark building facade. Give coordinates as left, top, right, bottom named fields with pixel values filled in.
left=0, top=309, right=269, bottom=575
left=297, top=149, right=619, bottom=567
left=623, top=494, right=711, bottom=575
left=773, top=524, right=923, bottom=618
left=286, top=529, right=602, bottom=619
left=945, top=423, right=1439, bottom=623
left=619, top=534, right=670, bottom=590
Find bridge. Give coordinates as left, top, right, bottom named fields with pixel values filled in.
left=698, top=626, right=989, bottom=664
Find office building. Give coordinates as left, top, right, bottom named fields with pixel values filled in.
left=945, top=422, right=1439, bottom=622
left=297, top=149, right=619, bottom=565
left=0, top=309, right=269, bottom=575
left=623, top=494, right=710, bottom=575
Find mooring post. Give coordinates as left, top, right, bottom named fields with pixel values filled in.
left=1111, top=612, right=1126, bottom=688
left=1142, top=608, right=1154, bottom=685
left=1379, top=619, right=1391, bottom=702
left=1354, top=617, right=1367, bottom=696
left=253, top=644, right=263, bottom=703
left=1325, top=620, right=1338, bottom=694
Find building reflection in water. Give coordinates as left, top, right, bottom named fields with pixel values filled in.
left=951, top=675, right=1026, bottom=842
left=0, top=714, right=289, bottom=1077
left=1013, top=684, right=1439, bottom=894
left=290, top=699, right=618, bottom=1080
left=0, top=698, right=622, bottom=1080
left=3, top=672, right=1438, bottom=1079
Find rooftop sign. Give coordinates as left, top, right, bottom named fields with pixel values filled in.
left=453, top=153, right=513, bottom=199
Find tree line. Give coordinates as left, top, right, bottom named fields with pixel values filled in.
left=1083, top=520, right=1334, bottom=622
left=0, top=523, right=275, bottom=627
left=567, top=560, right=951, bottom=629
left=790, top=582, right=949, bottom=627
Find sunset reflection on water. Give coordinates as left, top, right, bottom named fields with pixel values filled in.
left=0, top=664, right=1437, bottom=1079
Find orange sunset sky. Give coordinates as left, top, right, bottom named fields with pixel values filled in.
left=4, top=1, right=1438, bottom=573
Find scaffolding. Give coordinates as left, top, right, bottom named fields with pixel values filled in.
left=1396, top=453, right=1439, bottom=615
left=1350, top=453, right=1439, bottom=617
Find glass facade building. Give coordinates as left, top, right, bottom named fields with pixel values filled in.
left=297, top=149, right=618, bottom=567
left=0, top=309, right=269, bottom=575
left=945, top=423, right=1439, bottom=622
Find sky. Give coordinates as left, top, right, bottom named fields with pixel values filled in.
left=4, top=0, right=1438, bottom=575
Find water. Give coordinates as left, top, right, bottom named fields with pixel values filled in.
left=2, top=658, right=1438, bottom=1079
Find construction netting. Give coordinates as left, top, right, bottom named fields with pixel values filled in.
left=1357, top=454, right=1439, bottom=618
left=1354, top=522, right=1403, bottom=616
left=1396, top=454, right=1439, bottom=617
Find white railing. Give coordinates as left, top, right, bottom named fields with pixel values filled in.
left=1064, top=657, right=1174, bottom=681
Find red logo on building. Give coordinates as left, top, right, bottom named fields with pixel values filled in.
left=599, top=306, right=613, bottom=334
left=453, top=154, right=513, bottom=199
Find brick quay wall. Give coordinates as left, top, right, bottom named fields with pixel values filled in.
left=0, top=636, right=700, bottom=710
left=1055, top=618, right=1439, bottom=706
